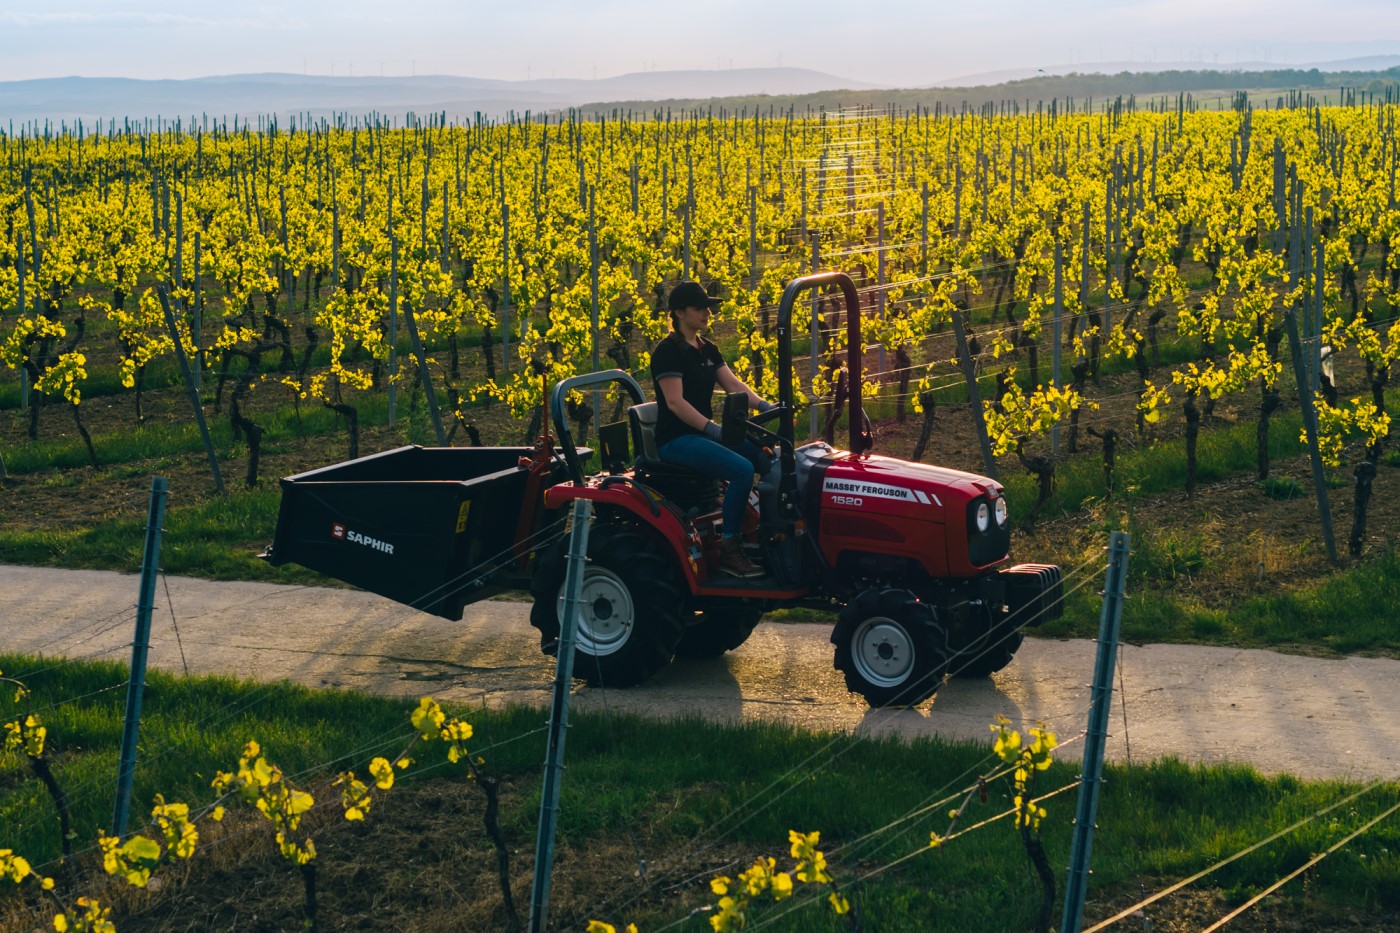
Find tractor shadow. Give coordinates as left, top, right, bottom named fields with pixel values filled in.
left=856, top=675, right=1025, bottom=746
left=574, top=656, right=747, bottom=724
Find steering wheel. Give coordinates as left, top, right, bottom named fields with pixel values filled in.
left=744, top=405, right=786, bottom=449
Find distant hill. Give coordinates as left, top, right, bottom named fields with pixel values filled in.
left=931, top=55, right=1400, bottom=87
left=576, top=66, right=1400, bottom=118
left=2, top=60, right=1399, bottom=128
left=0, top=68, right=873, bottom=126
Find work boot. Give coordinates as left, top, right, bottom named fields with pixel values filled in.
left=718, top=536, right=764, bottom=578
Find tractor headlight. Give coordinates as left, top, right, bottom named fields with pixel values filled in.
left=994, top=497, right=1008, bottom=527
left=975, top=501, right=991, bottom=533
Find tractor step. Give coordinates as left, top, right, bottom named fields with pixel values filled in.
left=698, top=575, right=806, bottom=598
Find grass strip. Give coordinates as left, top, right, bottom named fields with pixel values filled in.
left=1062, top=546, right=1400, bottom=655
left=0, top=655, right=1395, bottom=931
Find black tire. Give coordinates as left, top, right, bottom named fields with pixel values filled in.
left=831, top=587, right=950, bottom=707
left=953, top=626, right=1024, bottom=679
left=529, top=522, right=687, bottom=688
left=675, top=605, right=765, bottom=659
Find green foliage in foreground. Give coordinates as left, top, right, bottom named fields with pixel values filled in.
left=1, top=655, right=1397, bottom=931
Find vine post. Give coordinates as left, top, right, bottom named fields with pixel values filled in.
left=589, top=185, right=601, bottom=440
left=112, top=475, right=167, bottom=839
left=875, top=201, right=887, bottom=381
left=529, top=498, right=593, bottom=933
left=400, top=294, right=448, bottom=445
left=952, top=307, right=998, bottom=480
left=157, top=285, right=224, bottom=494
left=1051, top=239, right=1064, bottom=455
left=389, top=218, right=400, bottom=424
left=502, top=198, right=512, bottom=376
left=1284, top=306, right=1340, bottom=564
left=809, top=233, right=822, bottom=441
left=17, top=245, right=29, bottom=412
left=192, top=230, right=202, bottom=390
left=1061, top=531, right=1131, bottom=933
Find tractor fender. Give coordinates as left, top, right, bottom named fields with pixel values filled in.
left=543, top=482, right=706, bottom=594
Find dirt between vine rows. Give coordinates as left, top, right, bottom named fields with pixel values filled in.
left=5, top=364, right=1399, bottom=620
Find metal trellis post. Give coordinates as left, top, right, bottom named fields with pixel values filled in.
left=389, top=234, right=399, bottom=424
left=1285, top=307, right=1340, bottom=563
left=502, top=199, right=512, bottom=377
left=1061, top=531, right=1132, bottom=933
left=810, top=233, right=822, bottom=440
left=528, top=498, right=593, bottom=933
left=589, top=187, right=601, bottom=441
left=112, top=476, right=168, bottom=839
left=157, top=285, right=223, bottom=494
left=951, top=308, right=998, bottom=480
left=1052, top=240, right=1064, bottom=456
left=400, top=294, right=448, bottom=446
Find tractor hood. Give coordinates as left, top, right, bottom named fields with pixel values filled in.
left=808, top=449, right=1010, bottom=577
left=819, top=451, right=1003, bottom=512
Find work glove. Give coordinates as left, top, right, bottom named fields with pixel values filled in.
left=756, top=399, right=778, bottom=413
left=702, top=421, right=724, bottom=442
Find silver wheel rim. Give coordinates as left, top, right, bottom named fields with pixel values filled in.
left=557, top=566, right=635, bottom=657
left=852, top=616, right=916, bottom=688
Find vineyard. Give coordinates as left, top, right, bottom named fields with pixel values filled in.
left=2, top=83, right=1400, bottom=933
left=3, top=93, right=1398, bottom=524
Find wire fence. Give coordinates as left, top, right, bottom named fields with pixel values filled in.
left=3, top=465, right=1397, bottom=932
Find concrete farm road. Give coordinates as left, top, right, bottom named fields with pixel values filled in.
left=3, top=565, right=1396, bottom=783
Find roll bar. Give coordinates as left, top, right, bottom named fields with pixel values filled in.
left=550, top=369, right=647, bottom=485
left=775, top=271, right=871, bottom=470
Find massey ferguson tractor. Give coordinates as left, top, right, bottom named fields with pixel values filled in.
left=264, top=272, right=1062, bottom=707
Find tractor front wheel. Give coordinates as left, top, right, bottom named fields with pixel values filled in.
left=832, top=588, right=950, bottom=707
left=675, top=605, right=765, bottom=659
left=952, top=621, right=1024, bottom=679
left=529, top=522, right=686, bottom=687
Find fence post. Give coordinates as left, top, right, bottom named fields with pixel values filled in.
left=528, top=498, right=593, bottom=933
left=1061, top=531, right=1132, bottom=933
left=112, top=476, right=168, bottom=839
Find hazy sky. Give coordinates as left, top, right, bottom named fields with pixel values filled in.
left=1, top=0, right=1399, bottom=85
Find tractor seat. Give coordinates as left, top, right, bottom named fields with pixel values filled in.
left=627, top=402, right=722, bottom=512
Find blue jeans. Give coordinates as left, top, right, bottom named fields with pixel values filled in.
left=657, top=434, right=769, bottom=538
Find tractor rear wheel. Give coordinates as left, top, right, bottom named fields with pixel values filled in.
left=675, top=605, right=765, bottom=659
left=832, top=587, right=950, bottom=707
left=529, top=522, right=686, bottom=687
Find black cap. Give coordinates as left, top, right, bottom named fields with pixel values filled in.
left=668, top=281, right=723, bottom=312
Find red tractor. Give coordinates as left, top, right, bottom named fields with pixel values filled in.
left=530, top=271, right=1062, bottom=706
left=265, top=272, right=1061, bottom=707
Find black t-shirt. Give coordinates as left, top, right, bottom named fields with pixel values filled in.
left=650, top=332, right=728, bottom=447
